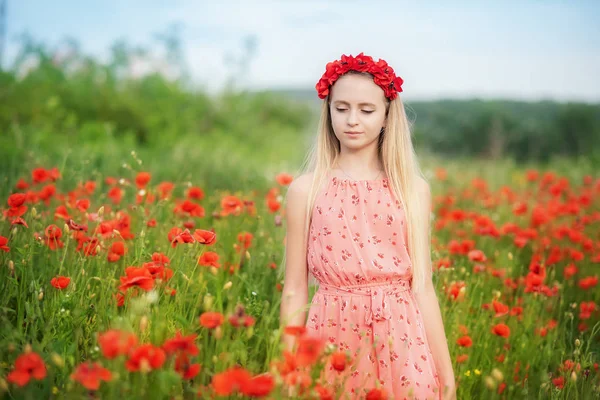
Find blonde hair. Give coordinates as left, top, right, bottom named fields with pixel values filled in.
left=282, top=71, right=431, bottom=295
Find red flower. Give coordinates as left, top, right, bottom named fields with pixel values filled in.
left=7, top=351, right=47, bottom=387
left=284, top=325, right=307, bottom=337
left=8, top=193, right=26, bottom=208
left=174, top=353, right=201, bottom=380
left=365, top=388, right=388, bottom=400
left=211, top=366, right=251, bottom=396
left=168, top=227, right=195, bottom=247
left=162, top=331, right=199, bottom=356
left=199, top=311, right=225, bottom=329
left=241, top=373, right=275, bottom=397
left=192, top=229, right=217, bottom=245
left=119, top=266, right=154, bottom=292
left=98, top=329, right=138, bottom=359
left=295, top=336, right=325, bottom=367
left=198, top=251, right=220, bottom=268
left=50, top=276, right=71, bottom=290
left=0, top=235, right=9, bottom=252
left=456, top=335, right=473, bottom=347
left=125, top=344, right=166, bottom=372
left=70, top=361, right=112, bottom=390
left=491, top=323, right=511, bottom=338
left=578, top=275, right=598, bottom=290
left=330, top=351, right=348, bottom=372
left=135, top=172, right=152, bottom=189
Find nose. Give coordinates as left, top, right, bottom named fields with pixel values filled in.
left=347, top=108, right=359, bottom=126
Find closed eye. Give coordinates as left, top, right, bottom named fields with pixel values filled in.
left=336, top=108, right=374, bottom=114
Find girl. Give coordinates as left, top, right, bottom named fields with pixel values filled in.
left=280, top=53, right=456, bottom=400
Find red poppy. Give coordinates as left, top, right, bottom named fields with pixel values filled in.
left=66, top=218, right=87, bottom=231
left=199, top=311, right=225, bottom=329
left=7, top=351, right=47, bottom=387
left=192, top=229, right=217, bottom=245
left=98, top=329, right=138, bottom=359
left=295, top=336, right=324, bottom=367
left=187, top=186, right=204, bottom=200
left=330, top=351, right=349, bottom=372
left=174, top=352, right=201, bottom=380
left=50, top=276, right=71, bottom=290
left=365, top=388, right=388, bottom=400
left=492, top=300, right=509, bottom=317
left=15, top=178, right=29, bottom=190
left=157, top=181, right=175, bottom=199
left=197, top=251, right=220, bottom=268
left=284, top=326, right=307, bottom=337
left=221, top=195, right=244, bottom=216
left=8, top=193, right=26, bottom=208
left=162, top=331, right=199, bottom=356
left=135, top=172, right=151, bottom=189
left=491, top=323, right=511, bottom=338
left=456, top=335, right=473, bottom=347
left=578, top=275, right=598, bottom=290
left=119, top=266, right=154, bottom=292
left=168, top=227, right=195, bottom=248
left=125, top=344, right=166, bottom=372
left=70, top=361, right=112, bottom=390
left=211, top=366, right=251, bottom=396
left=75, top=198, right=90, bottom=212
left=275, top=173, right=293, bottom=186
left=240, top=373, right=275, bottom=397
left=10, top=217, right=28, bottom=228
left=0, top=235, right=9, bottom=252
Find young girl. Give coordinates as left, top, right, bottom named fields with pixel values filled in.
left=280, top=53, right=456, bottom=400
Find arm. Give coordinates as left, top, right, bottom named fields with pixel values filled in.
left=279, top=175, right=310, bottom=352
left=413, top=178, right=456, bottom=397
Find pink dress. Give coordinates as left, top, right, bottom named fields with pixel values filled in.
left=305, top=174, right=441, bottom=400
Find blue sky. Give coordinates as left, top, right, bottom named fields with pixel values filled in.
left=6, top=0, right=600, bottom=101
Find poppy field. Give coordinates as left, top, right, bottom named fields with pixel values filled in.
left=0, top=142, right=599, bottom=399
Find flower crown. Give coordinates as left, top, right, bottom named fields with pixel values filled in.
left=315, top=52, right=404, bottom=100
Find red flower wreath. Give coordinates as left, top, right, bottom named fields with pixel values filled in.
left=315, top=52, right=404, bottom=100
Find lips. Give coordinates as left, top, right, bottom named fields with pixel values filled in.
left=345, top=132, right=363, bottom=135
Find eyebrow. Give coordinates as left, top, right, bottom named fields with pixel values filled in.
left=333, top=100, right=376, bottom=107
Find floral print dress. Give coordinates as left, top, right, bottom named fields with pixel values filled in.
left=305, top=174, right=441, bottom=400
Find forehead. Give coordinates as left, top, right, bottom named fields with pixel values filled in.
left=330, top=74, right=385, bottom=105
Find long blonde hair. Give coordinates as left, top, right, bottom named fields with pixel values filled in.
left=282, top=71, right=431, bottom=295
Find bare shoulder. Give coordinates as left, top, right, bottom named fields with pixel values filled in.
left=416, top=175, right=431, bottom=198
left=286, top=172, right=314, bottom=198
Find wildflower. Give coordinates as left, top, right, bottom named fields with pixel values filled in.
left=162, top=331, right=199, bottom=356
left=118, top=266, right=154, bottom=292
left=70, top=361, right=112, bottom=390
left=98, top=329, right=138, bottom=359
left=199, top=311, right=225, bottom=329
left=125, top=344, right=166, bottom=372
left=7, top=351, right=47, bottom=386
left=50, top=276, right=71, bottom=290
left=491, top=323, right=511, bottom=338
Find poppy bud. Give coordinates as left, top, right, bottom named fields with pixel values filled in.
left=140, top=315, right=149, bottom=333
left=51, top=352, right=64, bottom=368
left=203, top=294, right=214, bottom=310
left=484, top=376, right=497, bottom=389
left=214, top=326, right=223, bottom=339
left=491, top=368, right=504, bottom=382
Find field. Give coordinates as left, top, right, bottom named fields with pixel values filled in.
left=0, top=129, right=599, bottom=399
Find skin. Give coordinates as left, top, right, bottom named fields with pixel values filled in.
left=328, top=73, right=388, bottom=178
